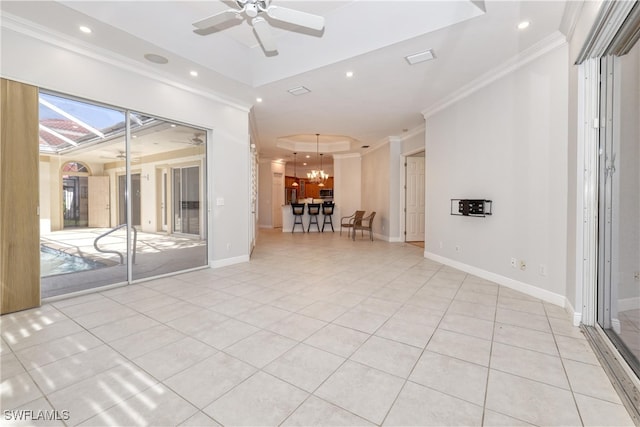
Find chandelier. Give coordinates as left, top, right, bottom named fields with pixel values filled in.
left=307, top=133, right=329, bottom=187
left=292, top=152, right=299, bottom=187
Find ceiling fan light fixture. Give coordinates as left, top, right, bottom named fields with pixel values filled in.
left=405, top=49, right=435, bottom=65
left=287, top=86, right=311, bottom=96
left=194, top=0, right=324, bottom=56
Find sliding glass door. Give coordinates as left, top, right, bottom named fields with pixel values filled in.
left=39, top=92, right=208, bottom=296
left=597, top=41, right=640, bottom=377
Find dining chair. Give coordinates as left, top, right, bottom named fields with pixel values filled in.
left=340, top=210, right=365, bottom=237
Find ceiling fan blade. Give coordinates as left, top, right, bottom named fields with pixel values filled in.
left=193, top=9, right=242, bottom=31
left=252, top=17, right=277, bottom=53
left=266, top=5, right=325, bottom=31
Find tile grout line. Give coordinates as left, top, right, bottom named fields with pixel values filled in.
left=379, top=265, right=469, bottom=426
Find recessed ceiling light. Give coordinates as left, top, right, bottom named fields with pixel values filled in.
left=132, top=135, right=137, bottom=138
left=305, top=155, right=310, bottom=159
left=144, top=53, right=169, bottom=64
left=190, top=70, right=198, bottom=77
left=170, top=124, right=176, bottom=128
left=346, top=71, right=354, bottom=78
left=287, top=86, right=310, bottom=96
left=256, top=97, right=263, bottom=103
left=303, top=162, right=307, bottom=166
left=79, top=25, right=92, bottom=34
left=405, top=49, right=435, bottom=65
left=518, top=21, right=530, bottom=30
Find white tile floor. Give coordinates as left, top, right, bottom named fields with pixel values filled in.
left=1, top=229, right=636, bottom=426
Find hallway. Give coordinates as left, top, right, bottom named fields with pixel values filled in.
left=0, top=229, right=634, bottom=426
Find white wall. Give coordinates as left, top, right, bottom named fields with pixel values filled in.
left=258, top=159, right=274, bottom=228
left=2, top=24, right=252, bottom=267
left=257, top=160, right=285, bottom=228
left=401, top=127, right=426, bottom=155
left=424, top=43, right=569, bottom=305
left=362, top=144, right=390, bottom=239
left=360, top=139, right=403, bottom=241
left=333, top=154, right=362, bottom=225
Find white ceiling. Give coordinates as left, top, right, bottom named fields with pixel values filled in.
left=1, top=0, right=569, bottom=168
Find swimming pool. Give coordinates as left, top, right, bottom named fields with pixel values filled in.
left=41, top=246, right=105, bottom=277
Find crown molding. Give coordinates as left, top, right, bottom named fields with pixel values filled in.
left=422, top=30, right=567, bottom=119
left=333, top=153, right=361, bottom=160
left=1, top=12, right=251, bottom=113
left=559, top=0, right=585, bottom=42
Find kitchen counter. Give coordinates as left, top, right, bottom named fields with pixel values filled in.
left=281, top=202, right=332, bottom=232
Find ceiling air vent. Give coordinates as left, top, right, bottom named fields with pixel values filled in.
left=405, top=49, right=435, bottom=65
left=287, top=86, right=311, bottom=96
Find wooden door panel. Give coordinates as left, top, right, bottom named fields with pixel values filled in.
left=1, top=78, right=41, bottom=314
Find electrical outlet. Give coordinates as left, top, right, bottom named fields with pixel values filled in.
left=455, top=245, right=461, bottom=253
left=520, top=260, right=527, bottom=271
left=635, top=272, right=640, bottom=281
left=510, top=258, right=517, bottom=268
left=539, top=264, right=547, bottom=276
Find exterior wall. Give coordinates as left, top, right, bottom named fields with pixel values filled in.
left=39, top=157, right=105, bottom=233
left=2, top=24, right=251, bottom=266
left=424, top=43, right=569, bottom=305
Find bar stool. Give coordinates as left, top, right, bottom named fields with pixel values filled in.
left=307, top=203, right=321, bottom=232
left=322, top=201, right=335, bottom=232
left=291, top=203, right=305, bottom=233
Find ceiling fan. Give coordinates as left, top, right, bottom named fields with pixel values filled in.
left=193, top=0, right=325, bottom=54
left=100, top=150, right=141, bottom=162
left=171, top=133, right=205, bottom=146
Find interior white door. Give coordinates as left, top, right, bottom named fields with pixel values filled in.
left=405, top=155, right=425, bottom=242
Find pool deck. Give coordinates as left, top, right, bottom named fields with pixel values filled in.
left=40, top=227, right=207, bottom=298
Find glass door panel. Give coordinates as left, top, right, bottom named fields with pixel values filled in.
left=174, top=166, right=201, bottom=235
left=130, top=114, right=207, bottom=281
left=39, top=91, right=128, bottom=297
left=597, top=43, right=640, bottom=377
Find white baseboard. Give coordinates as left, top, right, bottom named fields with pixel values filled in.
left=565, top=299, right=581, bottom=326
left=210, top=255, right=250, bottom=269
left=618, top=296, right=640, bottom=312
left=424, top=251, right=566, bottom=308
